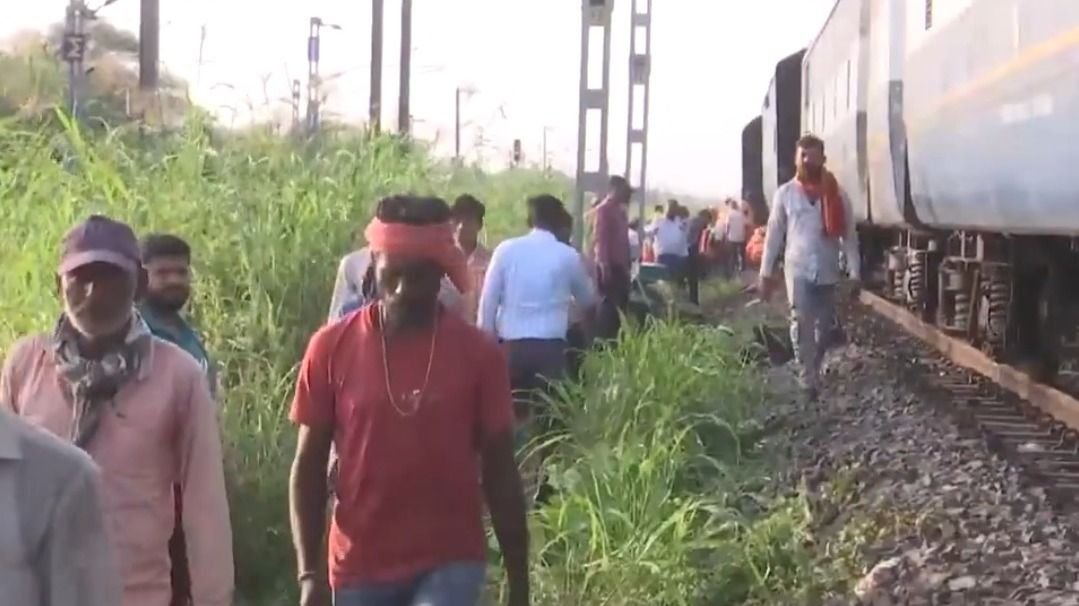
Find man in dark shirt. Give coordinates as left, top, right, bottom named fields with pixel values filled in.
left=139, top=233, right=216, bottom=606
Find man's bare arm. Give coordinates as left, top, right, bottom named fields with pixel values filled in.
left=482, top=430, right=529, bottom=604
left=290, top=425, right=333, bottom=580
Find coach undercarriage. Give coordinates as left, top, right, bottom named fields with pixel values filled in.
left=862, top=228, right=1079, bottom=391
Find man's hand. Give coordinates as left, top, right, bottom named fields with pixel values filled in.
left=847, top=277, right=862, bottom=302
left=299, top=578, right=330, bottom=606
left=757, top=275, right=778, bottom=302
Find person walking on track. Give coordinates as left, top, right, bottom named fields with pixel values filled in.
left=758, top=134, right=861, bottom=403
left=0, top=408, right=120, bottom=606
left=0, top=215, right=234, bottom=606
left=648, top=200, right=690, bottom=287
left=450, top=194, right=492, bottom=325
left=592, top=175, right=633, bottom=341
left=721, top=199, right=747, bottom=277
left=138, top=233, right=218, bottom=606
left=289, top=196, right=529, bottom=606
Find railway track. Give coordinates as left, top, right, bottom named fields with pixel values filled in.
left=856, top=291, right=1079, bottom=503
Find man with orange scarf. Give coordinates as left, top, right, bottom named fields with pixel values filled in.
left=757, top=134, right=860, bottom=402
left=289, top=195, right=529, bottom=606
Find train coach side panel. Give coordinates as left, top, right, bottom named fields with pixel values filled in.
left=865, top=0, right=908, bottom=227
left=904, top=0, right=1079, bottom=235
left=761, top=80, right=779, bottom=208
left=741, top=117, right=765, bottom=221
left=802, top=0, right=868, bottom=223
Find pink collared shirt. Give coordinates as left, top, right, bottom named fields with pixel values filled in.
left=592, top=196, right=631, bottom=269
left=459, top=244, right=492, bottom=325
left=0, top=335, right=234, bottom=606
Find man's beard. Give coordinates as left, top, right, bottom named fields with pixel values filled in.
left=382, top=297, right=438, bottom=333
left=64, top=300, right=132, bottom=339
left=144, top=290, right=189, bottom=314
left=798, top=165, right=823, bottom=181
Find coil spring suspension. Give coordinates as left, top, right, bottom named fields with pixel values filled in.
left=905, top=252, right=927, bottom=310
left=982, top=270, right=1011, bottom=358
left=954, top=292, right=971, bottom=333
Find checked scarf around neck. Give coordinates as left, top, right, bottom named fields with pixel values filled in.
left=52, top=311, right=152, bottom=450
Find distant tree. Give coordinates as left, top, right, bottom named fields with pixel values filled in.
left=0, top=19, right=191, bottom=128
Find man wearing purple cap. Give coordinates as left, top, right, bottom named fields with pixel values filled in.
left=0, top=215, right=234, bottom=606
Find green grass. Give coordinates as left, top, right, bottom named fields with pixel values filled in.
left=0, top=114, right=873, bottom=605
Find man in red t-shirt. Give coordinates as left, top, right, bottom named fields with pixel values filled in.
left=288, top=195, right=529, bottom=606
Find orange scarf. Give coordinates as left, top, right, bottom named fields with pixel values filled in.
left=796, top=169, right=845, bottom=239
left=364, top=218, right=471, bottom=293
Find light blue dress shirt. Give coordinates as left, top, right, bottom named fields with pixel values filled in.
left=478, top=229, right=597, bottom=341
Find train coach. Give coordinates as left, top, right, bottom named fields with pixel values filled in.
left=746, top=0, right=1079, bottom=385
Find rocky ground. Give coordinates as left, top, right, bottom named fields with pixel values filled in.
left=743, top=298, right=1079, bottom=605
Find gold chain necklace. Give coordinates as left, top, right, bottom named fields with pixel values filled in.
left=378, top=304, right=438, bottom=417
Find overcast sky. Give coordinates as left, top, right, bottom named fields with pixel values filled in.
left=6, top=0, right=836, bottom=197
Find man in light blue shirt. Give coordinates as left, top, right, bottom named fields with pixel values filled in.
left=479, top=195, right=596, bottom=420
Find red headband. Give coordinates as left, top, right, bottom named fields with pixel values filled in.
left=364, top=218, right=471, bottom=294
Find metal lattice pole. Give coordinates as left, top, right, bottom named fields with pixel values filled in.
left=624, top=0, right=653, bottom=234
left=573, top=0, right=615, bottom=247
left=306, top=18, right=321, bottom=134
left=370, top=0, right=384, bottom=134
left=63, top=0, right=88, bottom=121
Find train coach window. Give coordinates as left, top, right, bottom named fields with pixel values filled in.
left=925, top=0, right=933, bottom=30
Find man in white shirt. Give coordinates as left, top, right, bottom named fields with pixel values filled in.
left=758, top=134, right=860, bottom=402
left=646, top=199, right=690, bottom=282
left=479, top=195, right=596, bottom=425
left=722, top=199, right=748, bottom=276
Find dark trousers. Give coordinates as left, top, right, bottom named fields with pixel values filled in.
left=726, top=242, right=745, bottom=277
left=566, top=324, right=587, bottom=381
left=170, top=486, right=191, bottom=606
left=506, top=338, right=568, bottom=508
left=595, top=265, right=631, bottom=341
left=506, top=339, right=568, bottom=422
left=686, top=250, right=701, bottom=305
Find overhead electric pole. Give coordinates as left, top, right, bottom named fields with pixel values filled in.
left=306, top=18, right=322, bottom=134
left=624, top=0, right=653, bottom=231
left=139, top=0, right=160, bottom=91
left=62, top=0, right=89, bottom=121
left=573, top=0, right=615, bottom=246
left=370, top=0, right=384, bottom=134
left=398, top=0, right=412, bottom=135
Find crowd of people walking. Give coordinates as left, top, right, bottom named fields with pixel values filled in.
left=0, top=131, right=859, bottom=606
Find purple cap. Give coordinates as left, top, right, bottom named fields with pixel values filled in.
left=58, top=215, right=141, bottom=276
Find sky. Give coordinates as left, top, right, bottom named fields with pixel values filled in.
left=5, top=0, right=837, bottom=198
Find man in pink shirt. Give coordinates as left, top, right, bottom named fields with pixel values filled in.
left=0, top=215, right=234, bottom=606
left=592, top=175, right=633, bottom=341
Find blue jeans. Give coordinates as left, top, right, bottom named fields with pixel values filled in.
left=334, top=562, right=486, bottom=606
left=788, top=278, right=837, bottom=390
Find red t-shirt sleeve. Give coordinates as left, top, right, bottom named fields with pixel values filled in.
left=289, top=325, right=339, bottom=428
left=475, top=334, right=514, bottom=439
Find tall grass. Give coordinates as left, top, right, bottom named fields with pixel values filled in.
left=0, top=117, right=570, bottom=603
left=1, top=116, right=840, bottom=605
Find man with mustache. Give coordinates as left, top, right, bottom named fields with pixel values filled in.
left=757, top=134, right=861, bottom=403
left=139, top=233, right=216, bottom=606
left=0, top=215, right=234, bottom=606
left=289, top=196, right=529, bottom=606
